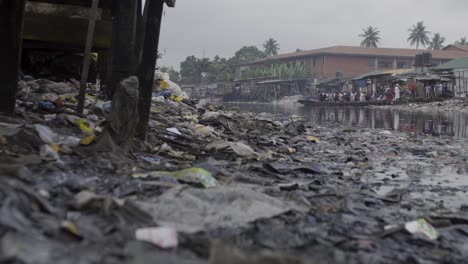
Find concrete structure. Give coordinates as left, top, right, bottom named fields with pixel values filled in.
left=240, top=46, right=468, bottom=81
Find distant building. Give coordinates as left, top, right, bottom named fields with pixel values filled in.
left=239, top=46, right=468, bottom=80
left=443, top=44, right=468, bottom=52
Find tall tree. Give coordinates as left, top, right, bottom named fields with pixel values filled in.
left=229, top=46, right=266, bottom=65
left=428, top=33, right=446, bottom=50
left=195, top=58, right=212, bottom=83
left=455, top=37, right=467, bottom=45
left=180, top=56, right=199, bottom=84
left=263, top=38, right=280, bottom=56
left=407, top=21, right=430, bottom=49
left=359, top=26, right=381, bottom=48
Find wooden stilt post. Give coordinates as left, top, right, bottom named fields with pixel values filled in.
left=0, top=0, right=26, bottom=114
left=77, top=0, right=99, bottom=114
left=108, top=0, right=137, bottom=99
left=136, top=0, right=165, bottom=139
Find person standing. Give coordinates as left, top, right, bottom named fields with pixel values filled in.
left=394, top=84, right=401, bottom=101
left=385, top=86, right=393, bottom=102
left=410, top=81, right=416, bottom=97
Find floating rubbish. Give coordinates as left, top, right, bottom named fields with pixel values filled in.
left=135, top=227, right=178, bottom=248
left=133, top=167, right=218, bottom=188
left=405, top=218, right=439, bottom=240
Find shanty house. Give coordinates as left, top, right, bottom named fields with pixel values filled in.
left=433, top=56, right=468, bottom=98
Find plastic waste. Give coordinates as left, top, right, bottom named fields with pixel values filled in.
left=0, top=122, right=23, bottom=136
left=40, top=144, right=63, bottom=164
left=76, top=119, right=94, bottom=134
left=154, top=70, right=183, bottom=97
left=136, top=186, right=307, bottom=233
left=36, top=101, right=58, bottom=111
left=80, top=135, right=96, bottom=145
left=151, top=95, right=165, bottom=103
left=206, top=140, right=259, bottom=159
left=404, top=218, right=439, bottom=240
left=34, top=124, right=81, bottom=147
left=135, top=227, right=178, bottom=248
left=307, top=135, right=320, bottom=143
left=133, top=167, right=218, bottom=188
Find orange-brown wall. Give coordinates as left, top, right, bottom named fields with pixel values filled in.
left=323, top=55, right=372, bottom=79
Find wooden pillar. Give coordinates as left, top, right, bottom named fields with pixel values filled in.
left=0, top=0, right=26, bottom=114
left=108, top=0, right=137, bottom=98
left=77, top=0, right=99, bottom=114
left=136, top=0, right=165, bottom=139
left=98, top=49, right=111, bottom=89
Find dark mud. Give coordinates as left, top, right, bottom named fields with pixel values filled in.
left=1, top=84, right=468, bottom=263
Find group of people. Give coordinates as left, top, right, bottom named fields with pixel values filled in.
left=318, top=91, right=376, bottom=102
left=384, top=82, right=416, bottom=102
left=317, top=80, right=451, bottom=103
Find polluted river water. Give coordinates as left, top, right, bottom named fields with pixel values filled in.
left=225, top=102, right=468, bottom=138
left=225, top=102, right=468, bottom=209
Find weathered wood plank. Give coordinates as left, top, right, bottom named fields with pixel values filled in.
left=136, top=0, right=165, bottom=139
left=0, top=0, right=26, bottom=114
left=77, top=0, right=99, bottom=114
left=23, top=13, right=112, bottom=49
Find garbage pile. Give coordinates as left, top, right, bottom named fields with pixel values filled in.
left=373, top=98, right=468, bottom=113
left=0, top=77, right=467, bottom=263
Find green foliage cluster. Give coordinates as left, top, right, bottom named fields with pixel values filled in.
left=241, top=63, right=309, bottom=80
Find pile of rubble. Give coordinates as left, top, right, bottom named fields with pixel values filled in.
left=0, top=77, right=467, bottom=263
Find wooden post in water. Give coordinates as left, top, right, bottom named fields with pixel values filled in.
left=136, top=0, right=165, bottom=140
left=77, top=0, right=99, bottom=114
left=0, top=0, right=26, bottom=114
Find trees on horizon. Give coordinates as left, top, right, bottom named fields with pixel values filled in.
left=455, top=37, right=467, bottom=45
left=263, top=38, right=280, bottom=56
left=359, top=26, right=381, bottom=48
left=408, top=21, right=430, bottom=49
left=428, top=33, right=446, bottom=50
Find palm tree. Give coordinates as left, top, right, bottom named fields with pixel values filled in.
left=428, top=33, right=446, bottom=50
left=263, top=38, right=280, bottom=56
left=455, top=37, right=467, bottom=45
left=359, top=26, right=381, bottom=48
left=407, top=21, right=430, bottom=49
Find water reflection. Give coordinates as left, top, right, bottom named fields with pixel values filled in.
left=224, top=103, right=468, bottom=138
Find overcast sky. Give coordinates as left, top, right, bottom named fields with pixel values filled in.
left=157, top=0, right=468, bottom=69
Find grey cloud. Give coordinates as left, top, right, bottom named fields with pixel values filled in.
left=158, top=0, right=468, bottom=69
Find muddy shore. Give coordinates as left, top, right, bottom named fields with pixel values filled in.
left=1, top=80, right=468, bottom=263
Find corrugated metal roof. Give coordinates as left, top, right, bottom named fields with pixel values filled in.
left=352, top=68, right=416, bottom=80
left=245, top=46, right=468, bottom=65
left=433, top=57, right=468, bottom=70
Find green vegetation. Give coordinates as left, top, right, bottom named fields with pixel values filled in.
left=241, top=63, right=309, bottom=80
left=263, top=38, right=280, bottom=56
left=455, top=37, right=467, bottom=45
left=408, top=21, right=430, bottom=49
left=359, top=26, right=381, bottom=48
left=428, top=33, right=446, bottom=50
left=175, top=46, right=267, bottom=84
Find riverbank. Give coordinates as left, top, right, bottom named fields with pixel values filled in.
left=1, top=80, right=467, bottom=263
left=373, top=98, right=468, bottom=113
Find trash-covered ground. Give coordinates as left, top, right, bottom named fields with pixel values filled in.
left=373, top=98, right=468, bottom=113
left=1, top=78, right=468, bottom=264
